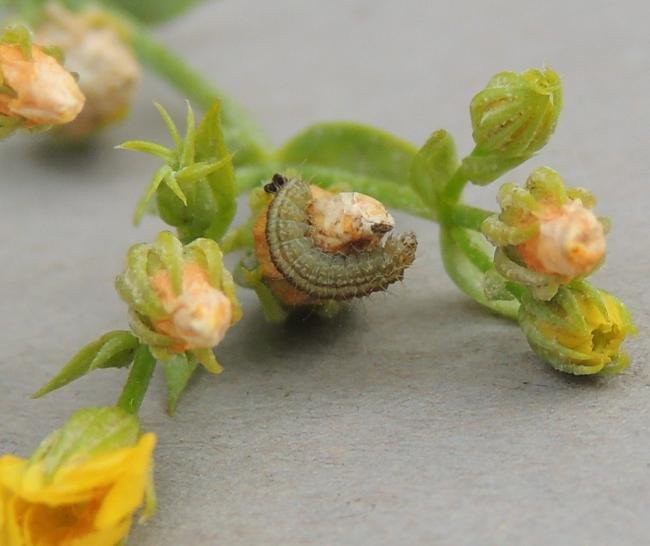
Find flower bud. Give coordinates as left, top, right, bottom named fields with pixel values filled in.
left=463, top=68, right=562, bottom=184
left=115, top=231, right=241, bottom=371
left=482, top=167, right=607, bottom=299
left=35, top=3, right=140, bottom=138
left=151, top=262, right=233, bottom=350
left=518, top=281, right=636, bottom=375
left=0, top=407, right=156, bottom=545
left=0, top=25, right=84, bottom=135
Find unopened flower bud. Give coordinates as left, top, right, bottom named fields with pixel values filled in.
left=35, top=3, right=140, bottom=138
left=463, top=68, right=562, bottom=184
left=0, top=25, right=84, bottom=135
left=115, top=231, right=241, bottom=371
left=518, top=281, right=636, bottom=375
left=151, top=262, right=233, bottom=351
left=482, top=167, right=607, bottom=299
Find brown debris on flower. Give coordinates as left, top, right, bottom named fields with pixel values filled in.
left=150, top=263, right=233, bottom=352
left=0, top=41, right=84, bottom=127
left=35, top=3, right=140, bottom=137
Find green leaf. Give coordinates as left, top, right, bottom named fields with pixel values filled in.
left=410, top=130, right=458, bottom=215
left=276, top=122, right=417, bottom=182
left=133, top=165, right=172, bottom=225
left=104, top=0, right=205, bottom=24
left=160, top=353, right=198, bottom=415
left=117, top=141, right=175, bottom=163
left=235, top=163, right=431, bottom=220
left=439, top=227, right=519, bottom=320
left=194, top=102, right=237, bottom=241
left=33, top=331, right=139, bottom=398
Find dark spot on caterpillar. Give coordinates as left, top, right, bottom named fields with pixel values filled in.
left=265, top=176, right=417, bottom=300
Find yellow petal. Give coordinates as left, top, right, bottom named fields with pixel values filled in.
left=94, top=434, right=155, bottom=529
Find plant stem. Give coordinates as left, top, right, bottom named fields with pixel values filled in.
left=117, top=344, right=156, bottom=414
left=126, top=24, right=271, bottom=166
left=449, top=204, right=493, bottom=231
left=442, top=166, right=469, bottom=206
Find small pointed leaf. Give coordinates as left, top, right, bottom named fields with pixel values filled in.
left=160, top=353, right=198, bottom=415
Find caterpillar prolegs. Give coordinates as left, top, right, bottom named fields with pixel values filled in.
left=256, top=174, right=417, bottom=302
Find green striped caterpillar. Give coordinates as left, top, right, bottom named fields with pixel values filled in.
left=262, top=174, right=417, bottom=301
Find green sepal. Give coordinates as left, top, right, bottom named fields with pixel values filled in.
left=0, top=24, right=32, bottom=59
left=440, top=227, right=519, bottom=320
left=32, top=331, right=139, bottom=398
left=275, top=121, right=417, bottom=183
left=159, top=353, right=198, bottom=415
left=105, top=0, right=205, bottom=24
left=234, top=255, right=287, bottom=324
left=460, top=150, right=528, bottom=185
left=409, top=129, right=458, bottom=216
left=30, top=406, right=140, bottom=479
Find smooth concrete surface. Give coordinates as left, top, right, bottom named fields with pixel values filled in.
left=1, top=1, right=649, bottom=544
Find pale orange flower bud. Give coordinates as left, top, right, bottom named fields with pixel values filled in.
left=35, top=3, right=140, bottom=137
left=518, top=200, right=605, bottom=279
left=0, top=42, right=84, bottom=126
left=151, top=263, right=233, bottom=352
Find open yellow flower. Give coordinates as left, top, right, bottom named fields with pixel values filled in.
left=0, top=407, right=156, bottom=546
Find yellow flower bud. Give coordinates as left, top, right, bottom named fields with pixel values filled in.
left=0, top=407, right=156, bottom=545
left=0, top=35, right=84, bottom=129
left=519, top=281, right=636, bottom=375
left=35, top=3, right=140, bottom=138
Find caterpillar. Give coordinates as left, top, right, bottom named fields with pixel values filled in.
left=262, top=174, right=417, bottom=301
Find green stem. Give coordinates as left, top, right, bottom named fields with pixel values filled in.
left=117, top=344, right=156, bottom=414
left=442, top=166, right=469, bottom=206
left=449, top=204, right=493, bottom=232
left=126, top=23, right=271, bottom=165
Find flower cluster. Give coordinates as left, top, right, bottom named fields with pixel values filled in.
left=0, top=6, right=638, bottom=537
left=480, top=167, right=634, bottom=375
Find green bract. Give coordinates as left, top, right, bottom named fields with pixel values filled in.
left=30, top=406, right=140, bottom=477
left=119, top=102, right=236, bottom=243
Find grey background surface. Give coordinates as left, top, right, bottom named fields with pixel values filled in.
left=1, top=1, right=649, bottom=544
